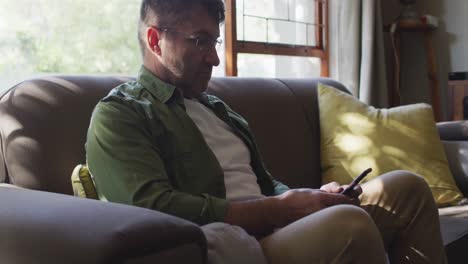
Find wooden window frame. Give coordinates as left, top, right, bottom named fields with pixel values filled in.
left=224, top=0, right=329, bottom=77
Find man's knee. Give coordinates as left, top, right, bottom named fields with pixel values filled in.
left=321, top=205, right=381, bottom=241
left=387, top=170, right=430, bottom=194
left=260, top=205, right=386, bottom=263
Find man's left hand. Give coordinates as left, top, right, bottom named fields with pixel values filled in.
left=320, top=182, right=362, bottom=199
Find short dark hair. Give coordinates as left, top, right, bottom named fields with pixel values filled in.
left=138, top=0, right=225, bottom=58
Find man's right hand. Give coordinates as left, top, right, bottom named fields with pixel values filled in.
left=224, top=188, right=359, bottom=235
left=272, top=188, right=360, bottom=228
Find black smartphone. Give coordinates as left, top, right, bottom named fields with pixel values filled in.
left=340, top=168, right=372, bottom=196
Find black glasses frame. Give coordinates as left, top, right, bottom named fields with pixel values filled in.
left=151, top=26, right=222, bottom=52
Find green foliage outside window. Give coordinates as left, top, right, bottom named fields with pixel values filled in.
left=0, top=0, right=142, bottom=91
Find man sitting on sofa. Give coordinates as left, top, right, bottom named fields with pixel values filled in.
left=85, top=0, right=447, bottom=263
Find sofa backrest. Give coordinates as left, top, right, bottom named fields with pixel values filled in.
left=208, top=78, right=348, bottom=189
left=0, top=75, right=348, bottom=194
left=0, top=76, right=134, bottom=194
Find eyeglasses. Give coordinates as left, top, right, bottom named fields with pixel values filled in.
left=151, top=26, right=222, bottom=52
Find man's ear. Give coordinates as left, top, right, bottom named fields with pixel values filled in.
left=146, top=27, right=161, bottom=55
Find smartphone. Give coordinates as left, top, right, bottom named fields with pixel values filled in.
left=340, top=168, right=372, bottom=196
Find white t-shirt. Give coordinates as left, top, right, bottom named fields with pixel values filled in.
left=184, top=98, right=265, bottom=201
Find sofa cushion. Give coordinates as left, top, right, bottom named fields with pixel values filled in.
left=439, top=206, right=468, bottom=264
left=439, top=205, right=468, bottom=245
left=318, top=83, right=463, bottom=206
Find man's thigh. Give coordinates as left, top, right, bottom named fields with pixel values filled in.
left=260, top=204, right=386, bottom=264
left=360, top=170, right=446, bottom=263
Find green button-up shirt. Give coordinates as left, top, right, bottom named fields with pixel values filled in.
left=86, top=66, right=289, bottom=225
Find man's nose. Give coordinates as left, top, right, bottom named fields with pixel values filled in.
left=205, top=47, right=220, bottom=66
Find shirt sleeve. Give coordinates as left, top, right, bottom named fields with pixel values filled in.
left=272, top=180, right=290, bottom=195
left=86, top=100, right=229, bottom=225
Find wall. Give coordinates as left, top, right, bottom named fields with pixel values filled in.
left=381, top=0, right=468, bottom=120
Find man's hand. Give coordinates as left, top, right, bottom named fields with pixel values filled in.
left=225, top=186, right=361, bottom=235
left=272, top=188, right=359, bottom=228
left=320, top=181, right=363, bottom=198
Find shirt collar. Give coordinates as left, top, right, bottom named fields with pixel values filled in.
left=137, top=66, right=180, bottom=104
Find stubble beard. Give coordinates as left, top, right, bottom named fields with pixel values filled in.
left=171, top=62, right=211, bottom=98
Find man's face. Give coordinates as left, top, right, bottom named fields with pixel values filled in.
left=158, top=6, right=221, bottom=98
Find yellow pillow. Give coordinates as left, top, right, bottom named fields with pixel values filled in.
left=71, top=164, right=99, bottom=200
left=318, top=83, right=463, bottom=207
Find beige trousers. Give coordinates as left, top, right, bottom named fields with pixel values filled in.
left=260, top=170, right=447, bottom=264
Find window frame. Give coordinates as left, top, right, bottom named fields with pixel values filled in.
left=224, top=0, right=329, bottom=77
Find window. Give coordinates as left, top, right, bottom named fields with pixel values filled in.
left=0, top=0, right=328, bottom=92
left=223, top=0, right=329, bottom=78
left=0, top=0, right=141, bottom=92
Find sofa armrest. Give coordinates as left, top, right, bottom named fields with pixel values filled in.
left=0, top=187, right=206, bottom=264
left=437, top=121, right=468, bottom=197
left=441, top=140, right=468, bottom=198
left=437, top=121, right=468, bottom=141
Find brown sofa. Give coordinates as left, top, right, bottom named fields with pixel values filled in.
left=1, top=75, right=467, bottom=263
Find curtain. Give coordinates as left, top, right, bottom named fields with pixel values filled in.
left=329, top=0, right=389, bottom=107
